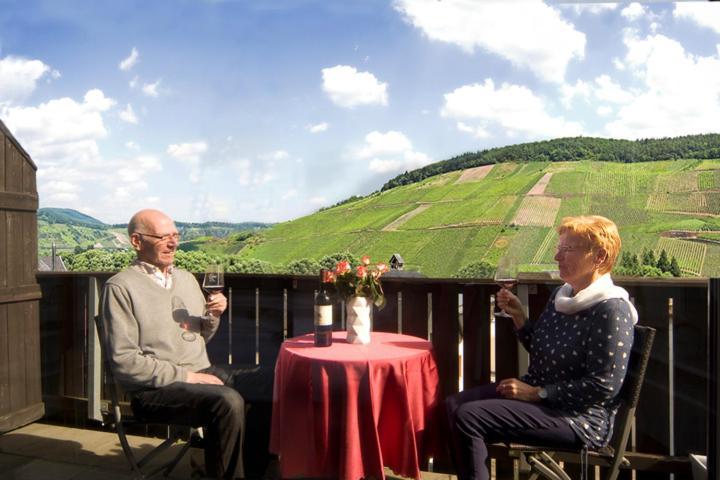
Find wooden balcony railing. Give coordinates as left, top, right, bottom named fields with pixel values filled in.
left=36, top=272, right=709, bottom=478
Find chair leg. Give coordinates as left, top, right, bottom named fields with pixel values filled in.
left=115, top=420, right=145, bottom=480
left=527, top=452, right=572, bottom=480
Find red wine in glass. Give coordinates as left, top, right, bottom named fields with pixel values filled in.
left=202, top=264, right=224, bottom=316
left=202, top=285, right=224, bottom=295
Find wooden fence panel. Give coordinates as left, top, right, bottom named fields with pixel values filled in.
left=373, top=287, right=399, bottom=333
left=0, top=121, right=42, bottom=433
left=461, top=284, right=492, bottom=389
left=0, top=211, right=6, bottom=289
left=672, top=285, right=708, bottom=458
left=257, top=278, right=286, bottom=368
left=227, top=285, right=258, bottom=366
left=287, top=277, right=315, bottom=338
left=0, top=305, right=8, bottom=416
left=401, top=286, right=430, bottom=340
left=5, top=138, right=22, bottom=193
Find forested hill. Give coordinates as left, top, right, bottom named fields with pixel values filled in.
left=38, top=208, right=271, bottom=255
left=382, top=134, right=720, bottom=191
left=39, top=208, right=106, bottom=227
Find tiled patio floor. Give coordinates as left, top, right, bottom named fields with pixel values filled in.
left=0, top=423, right=456, bottom=480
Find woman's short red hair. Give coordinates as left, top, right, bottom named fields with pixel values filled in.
left=557, top=215, right=621, bottom=275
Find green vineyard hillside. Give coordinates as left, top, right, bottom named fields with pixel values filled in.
left=241, top=159, right=720, bottom=277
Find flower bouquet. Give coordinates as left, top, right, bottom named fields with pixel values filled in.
left=328, top=256, right=387, bottom=344
left=329, top=256, right=388, bottom=309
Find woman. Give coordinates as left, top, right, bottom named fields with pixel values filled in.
left=446, top=215, right=638, bottom=480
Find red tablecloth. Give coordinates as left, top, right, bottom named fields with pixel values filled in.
left=269, top=331, right=440, bottom=480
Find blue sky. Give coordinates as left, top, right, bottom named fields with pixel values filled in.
left=1, top=0, right=719, bottom=224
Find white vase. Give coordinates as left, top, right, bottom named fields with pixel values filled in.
left=346, top=296, right=372, bottom=344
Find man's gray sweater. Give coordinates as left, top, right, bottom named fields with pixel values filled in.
left=101, top=267, right=219, bottom=391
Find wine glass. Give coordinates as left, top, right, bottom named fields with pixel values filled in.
left=494, top=256, right=518, bottom=319
left=202, top=263, right=224, bottom=315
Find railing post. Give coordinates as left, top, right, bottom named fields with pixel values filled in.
left=87, top=276, right=102, bottom=422
left=709, top=278, right=720, bottom=480
left=516, top=284, right=530, bottom=377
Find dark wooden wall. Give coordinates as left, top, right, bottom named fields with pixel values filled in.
left=0, top=120, right=43, bottom=433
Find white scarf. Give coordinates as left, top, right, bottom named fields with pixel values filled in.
left=554, top=273, right=638, bottom=325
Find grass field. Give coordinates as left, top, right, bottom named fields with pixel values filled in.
left=242, top=159, right=720, bottom=277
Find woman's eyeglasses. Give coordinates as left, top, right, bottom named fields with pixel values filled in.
left=555, top=244, right=589, bottom=255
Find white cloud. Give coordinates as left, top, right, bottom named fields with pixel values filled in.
left=230, top=158, right=252, bottom=186
left=0, top=56, right=57, bottom=105
left=559, top=3, right=617, bottom=15
left=116, top=155, right=162, bottom=183
left=612, top=57, right=626, bottom=71
left=604, top=32, right=720, bottom=138
left=457, top=122, right=489, bottom=139
left=281, top=189, right=297, bottom=200
left=353, top=130, right=432, bottom=174
left=597, top=106, right=613, bottom=116
left=126, top=140, right=140, bottom=150
left=119, top=47, right=139, bottom=71
left=356, top=130, right=412, bottom=159
left=43, top=180, right=80, bottom=203
left=441, top=79, right=584, bottom=139
left=129, top=76, right=139, bottom=89
left=260, top=150, right=289, bottom=161
left=307, top=122, right=329, bottom=133
left=674, top=3, right=720, bottom=34
left=228, top=152, right=281, bottom=187
left=99, top=154, right=162, bottom=206
left=309, top=196, right=327, bottom=206
left=621, top=3, right=646, bottom=22
left=2, top=88, right=115, bottom=166
left=393, top=0, right=585, bottom=84
left=119, top=103, right=138, bottom=124
left=142, top=80, right=161, bottom=97
left=321, top=65, right=388, bottom=108
left=593, top=75, right=634, bottom=104
left=560, top=79, right=592, bottom=108
left=167, top=141, right=208, bottom=182
left=167, top=141, right=207, bottom=163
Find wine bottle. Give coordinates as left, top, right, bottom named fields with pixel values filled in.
left=314, top=269, right=333, bottom=347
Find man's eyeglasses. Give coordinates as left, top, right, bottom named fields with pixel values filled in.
left=136, top=232, right=181, bottom=243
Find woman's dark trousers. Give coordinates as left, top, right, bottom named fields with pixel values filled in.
left=446, top=383, right=582, bottom=480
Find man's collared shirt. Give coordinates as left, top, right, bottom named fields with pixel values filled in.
left=132, top=260, right=174, bottom=289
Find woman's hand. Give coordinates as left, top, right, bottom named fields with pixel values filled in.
left=206, top=292, right=228, bottom=318
left=496, top=378, right=542, bottom=402
left=496, top=288, right=526, bottom=329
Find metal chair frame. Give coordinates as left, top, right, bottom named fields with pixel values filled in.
left=94, top=316, right=197, bottom=480
left=508, top=324, right=656, bottom=480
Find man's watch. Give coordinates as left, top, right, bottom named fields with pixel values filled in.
left=538, top=387, right=548, bottom=400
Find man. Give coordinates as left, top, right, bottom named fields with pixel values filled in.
left=100, top=209, right=271, bottom=479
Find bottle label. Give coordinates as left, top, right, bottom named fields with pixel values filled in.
left=314, top=305, right=333, bottom=326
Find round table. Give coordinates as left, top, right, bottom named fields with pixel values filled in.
left=269, top=331, right=440, bottom=480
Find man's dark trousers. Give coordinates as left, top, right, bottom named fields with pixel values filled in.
left=130, top=364, right=274, bottom=479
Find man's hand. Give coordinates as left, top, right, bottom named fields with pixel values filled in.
left=186, top=371, right=224, bottom=385
left=206, top=292, right=228, bottom=318
left=496, top=378, right=542, bottom=402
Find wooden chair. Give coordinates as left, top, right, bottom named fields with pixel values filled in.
left=506, top=324, right=656, bottom=480
left=94, top=316, right=199, bottom=479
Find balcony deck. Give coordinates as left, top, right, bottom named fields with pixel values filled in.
left=0, top=423, right=455, bottom=480
left=0, top=272, right=711, bottom=479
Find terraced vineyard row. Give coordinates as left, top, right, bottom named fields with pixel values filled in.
left=244, top=159, right=720, bottom=277
left=656, top=237, right=706, bottom=276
